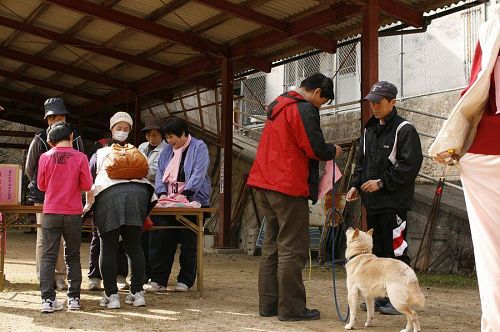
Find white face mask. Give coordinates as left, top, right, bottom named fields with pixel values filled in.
left=112, top=130, right=129, bottom=142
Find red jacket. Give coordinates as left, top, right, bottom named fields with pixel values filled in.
left=247, top=91, right=335, bottom=203
left=464, top=41, right=500, bottom=155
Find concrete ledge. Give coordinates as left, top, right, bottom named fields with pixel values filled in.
left=211, top=248, right=243, bottom=255
left=413, top=184, right=468, bottom=219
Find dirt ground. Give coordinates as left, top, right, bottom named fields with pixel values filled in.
left=0, top=230, right=481, bottom=332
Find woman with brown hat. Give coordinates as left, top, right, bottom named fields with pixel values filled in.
left=138, top=117, right=167, bottom=283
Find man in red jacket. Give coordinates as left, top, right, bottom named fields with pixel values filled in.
left=248, top=73, right=341, bottom=321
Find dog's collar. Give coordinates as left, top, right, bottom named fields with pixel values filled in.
left=345, top=251, right=369, bottom=264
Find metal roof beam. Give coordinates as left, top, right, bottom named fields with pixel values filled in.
left=195, top=0, right=337, bottom=53
left=378, top=0, right=423, bottom=28
left=43, top=0, right=224, bottom=55
left=0, top=46, right=127, bottom=89
left=0, top=15, right=177, bottom=79
left=0, top=68, right=105, bottom=103
left=240, top=55, right=272, bottom=73
left=230, top=3, right=360, bottom=59
left=195, top=0, right=288, bottom=32
left=0, top=88, right=107, bottom=131
left=145, top=0, right=189, bottom=21
left=82, top=56, right=220, bottom=114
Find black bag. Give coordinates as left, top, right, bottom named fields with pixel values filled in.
left=27, top=177, right=45, bottom=204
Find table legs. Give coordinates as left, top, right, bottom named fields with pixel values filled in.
left=0, top=218, right=6, bottom=291
left=197, top=212, right=204, bottom=298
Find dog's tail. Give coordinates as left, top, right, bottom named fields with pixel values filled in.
left=408, top=281, right=425, bottom=310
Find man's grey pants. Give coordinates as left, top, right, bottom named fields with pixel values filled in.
left=256, top=188, right=309, bottom=317
left=40, top=214, right=82, bottom=300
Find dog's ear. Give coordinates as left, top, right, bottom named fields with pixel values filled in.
left=352, top=228, right=360, bottom=239
left=367, top=228, right=374, bottom=237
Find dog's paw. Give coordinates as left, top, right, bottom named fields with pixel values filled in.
left=365, top=320, right=373, bottom=327
left=345, top=323, right=354, bottom=330
left=399, top=329, right=411, bottom=332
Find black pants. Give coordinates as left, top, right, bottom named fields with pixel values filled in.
left=100, top=226, right=144, bottom=296
left=88, top=228, right=128, bottom=279
left=367, top=210, right=410, bottom=266
left=142, top=231, right=151, bottom=282
left=40, top=214, right=82, bottom=300
left=149, top=215, right=197, bottom=288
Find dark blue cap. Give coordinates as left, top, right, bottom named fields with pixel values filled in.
left=363, top=81, right=398, bottom=103
left=44, top=98, right=70, bottom=119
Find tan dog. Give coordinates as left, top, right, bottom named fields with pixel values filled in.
left=344, top=228, right=425, bottom=332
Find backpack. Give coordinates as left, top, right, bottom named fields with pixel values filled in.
left=104, top=143, right=149, bottom=180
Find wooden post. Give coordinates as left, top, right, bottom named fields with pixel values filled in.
left=134, top=95, right=141, bottom=146
left=218, top=56, right=234, bottom=248
left=360, top=0, right=379, bottom=231
left=361, top=0, right=379, bottom=127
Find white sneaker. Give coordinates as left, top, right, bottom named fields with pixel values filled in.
left=88, top=278, right=102, bottom=291
left=41, top=298, right=64, bottom=313
left=125, top=291, right=146, bottom=307
left=99, top=293, right=120, bottom=309
left=175, top=282, right=189, bottom=292
left=67, top=297, right=81, bottom=310
left=55, top=278, right=68, bottom=291
left=144, top=281, right=167, bottom=293
left=116, top=275, right=129, bottom=291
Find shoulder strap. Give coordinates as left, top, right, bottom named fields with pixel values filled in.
left=388, top=121, right=410, bottom=166
left=36, top=132, right=49, bottom=152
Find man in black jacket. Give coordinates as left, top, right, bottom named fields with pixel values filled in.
left=25, top=98, right=84, bottom=291
left=346, top=81, right=423, bottom=315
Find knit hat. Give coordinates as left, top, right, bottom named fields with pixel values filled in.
left=109, top=111, right=133, bottom=130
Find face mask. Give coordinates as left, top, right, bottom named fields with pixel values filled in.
left=112, top=130, right=129, bottom=142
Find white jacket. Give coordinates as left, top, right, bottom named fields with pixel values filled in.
left=138, top=140, right=167, bottom=185
left=429, top=16, right=500, bottom=156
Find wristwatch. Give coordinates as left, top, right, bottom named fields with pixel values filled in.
left=376, top=179, right=384, bottom=189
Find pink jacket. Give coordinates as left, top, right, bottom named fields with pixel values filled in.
left=37, top=146, right=92, bottom=214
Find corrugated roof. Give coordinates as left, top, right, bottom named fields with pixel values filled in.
left=201, top=18, right=261, bottom=43
left=254, top=0, right=320, bottom=20
left=0, top=0, right=466, bottom=136
left=158, top=2, right=221, bottom=32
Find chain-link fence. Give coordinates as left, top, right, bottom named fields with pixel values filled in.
left=238, top=6, right=483, bottom=123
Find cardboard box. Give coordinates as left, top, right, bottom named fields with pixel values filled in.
left=0, top=164, right=22, bottom=205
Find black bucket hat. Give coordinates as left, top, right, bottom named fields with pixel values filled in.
left=44, top=98, right=70, bottom=119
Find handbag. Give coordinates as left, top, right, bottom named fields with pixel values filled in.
left=104, top=143, right=149, bottom=179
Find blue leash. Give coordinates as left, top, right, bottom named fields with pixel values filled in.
left=330, top=157, right=350, bottom=322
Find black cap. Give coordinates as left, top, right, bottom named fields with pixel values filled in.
left=44, top=98, right=70, bottom=119
left=141, top=118, right=163, bottom=133
left=363, top=81, right=398, bottom=103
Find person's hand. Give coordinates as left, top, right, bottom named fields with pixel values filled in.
left=361, top=179, right=380, bottom=193
left=346, top=187, right=359, bottom=201
left=435, top=150, right=457, bottom=164
left=335, top=144, right=342, bottom=158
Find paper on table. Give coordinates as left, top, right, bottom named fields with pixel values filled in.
left=318, top=160, right=342, bottom=199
